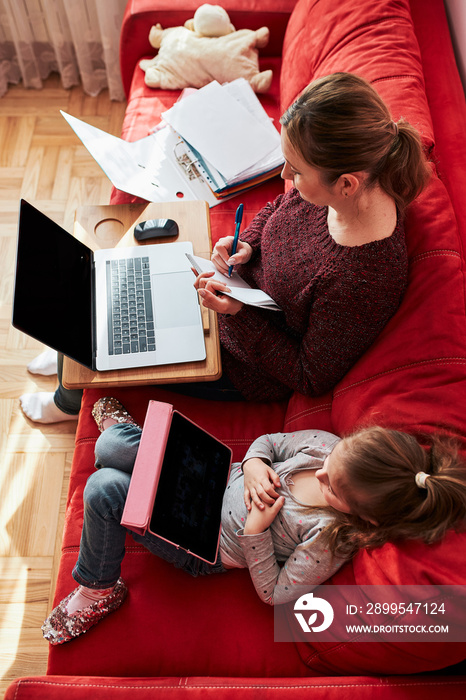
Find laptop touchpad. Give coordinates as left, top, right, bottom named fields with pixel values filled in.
left=152, top=271, right=201, bottom=328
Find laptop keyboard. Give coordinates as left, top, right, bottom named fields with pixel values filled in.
left=106, top=257, right=155, bottom=355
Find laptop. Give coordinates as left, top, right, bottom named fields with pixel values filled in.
left=121, top=400, right=233, bottom=564
left=12, top=200, right=206, bottom=372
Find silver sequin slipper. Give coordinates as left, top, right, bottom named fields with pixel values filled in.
left=41, top=578, right=128, bottom=645
left=91, top=397, right=140, bottom=433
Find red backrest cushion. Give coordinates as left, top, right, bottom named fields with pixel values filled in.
left=280, top=0, right=434, bottom=147
left=280, top=0, right=466, bottom=676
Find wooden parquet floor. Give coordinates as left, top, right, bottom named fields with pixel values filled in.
left=0, top=74, right=126, bottom=698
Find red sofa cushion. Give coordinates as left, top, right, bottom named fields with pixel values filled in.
left=280, top=0, right=434, bottom=147
left=49, top=388, right=311, bottom=680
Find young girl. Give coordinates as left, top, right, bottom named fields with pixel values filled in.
left=42, top=397, right=466, bottom=645
left=23, top=71, right=431, bottom=421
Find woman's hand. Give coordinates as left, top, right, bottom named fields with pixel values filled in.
left=243, top=457, right=281, bottom=511
left=211, top=236, right=253, bottom=276
left=193, top=270, right=243, bottom=315
left=244, top=495, right=285, bottom=535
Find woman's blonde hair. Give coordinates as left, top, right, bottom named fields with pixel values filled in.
left=280, top=72, right=431, bottom=211
left=322, top=426, right=466, bottom=558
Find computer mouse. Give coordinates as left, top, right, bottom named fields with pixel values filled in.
left=134, top=218, right=179, bottom=241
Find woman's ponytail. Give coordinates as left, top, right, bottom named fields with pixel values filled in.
left=376, top=119, right=432, bottom=211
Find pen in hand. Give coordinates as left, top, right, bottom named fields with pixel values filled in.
left=228, top=203, right=244, bottom=277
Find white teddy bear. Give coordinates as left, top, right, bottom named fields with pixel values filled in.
left=139, top=3, right=273, bottom=93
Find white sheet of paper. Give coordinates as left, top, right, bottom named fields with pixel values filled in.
left=61, top=111, right=221, bottom=207
left=161, top=81, right=281, bottom=182
left=223, top=79, right=279, bottom=139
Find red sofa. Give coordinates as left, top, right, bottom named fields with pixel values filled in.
left=6, top=0, right=466, bottom=697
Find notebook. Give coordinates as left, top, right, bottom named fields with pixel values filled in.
left=186, top=253, right=281, bottom=310
left=121, top=400, right=232, bottom=564
left=12, top=200, right=206, bottom=372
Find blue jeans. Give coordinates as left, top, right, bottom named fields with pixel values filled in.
left=72, top=423, right=226, bottom=589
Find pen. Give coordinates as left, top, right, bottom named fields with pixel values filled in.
left=228, top=203, right=244, bottom=277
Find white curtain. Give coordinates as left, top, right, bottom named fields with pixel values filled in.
left=0, top=0, right=127, bottom=100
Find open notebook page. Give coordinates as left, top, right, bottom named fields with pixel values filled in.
left=187, top=254, right=281, bottom=311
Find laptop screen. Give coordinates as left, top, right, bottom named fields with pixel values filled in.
left=149, top=411, right=232, bottom=563
left=12, top=200, right=95, bottom=369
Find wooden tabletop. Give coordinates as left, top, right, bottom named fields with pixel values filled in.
left=62, top=200, right=222, bottom=389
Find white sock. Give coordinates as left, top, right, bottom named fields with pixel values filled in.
left=66, top=585, right=116, bottom=615
left=19, top=392, right=78, bottom=424
left=27, top=349, right=58, bottom=376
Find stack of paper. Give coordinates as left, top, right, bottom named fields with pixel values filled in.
left=162, top=80, right=284, bottom=198
left=61, top=79, right=283, bottom=207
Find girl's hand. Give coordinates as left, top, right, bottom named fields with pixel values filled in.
left=244, top=496, right=285, bottom=535
left=211, top=236, right=253, bottom=276
left=243, top=457, right=281, bottom=511
left=193, top=271, right=243, bottom=315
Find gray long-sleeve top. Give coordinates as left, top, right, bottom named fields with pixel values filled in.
left=219, top=429, right=348, bottom=605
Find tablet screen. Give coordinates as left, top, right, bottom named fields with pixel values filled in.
left=149, top=411, right=232, bottom=563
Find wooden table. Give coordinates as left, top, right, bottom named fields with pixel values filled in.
left=62, top=200, right=221, bottom=389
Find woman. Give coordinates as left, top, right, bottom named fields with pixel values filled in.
left=195, top=72, right=431, bottom=400
left=21, top=72, right=431, bottom=420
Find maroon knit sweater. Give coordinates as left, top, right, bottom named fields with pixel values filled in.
left=218, top=188, right=407, bottom=402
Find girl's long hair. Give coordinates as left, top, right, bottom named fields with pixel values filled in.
left=321, top=427, right=466, bottom=558
left=280, top=72, right=431, bottom=212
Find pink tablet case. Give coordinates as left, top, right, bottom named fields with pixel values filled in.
left=121, top=400, right=173, bottom=536
left=121, top=399, right=232, bottom=563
